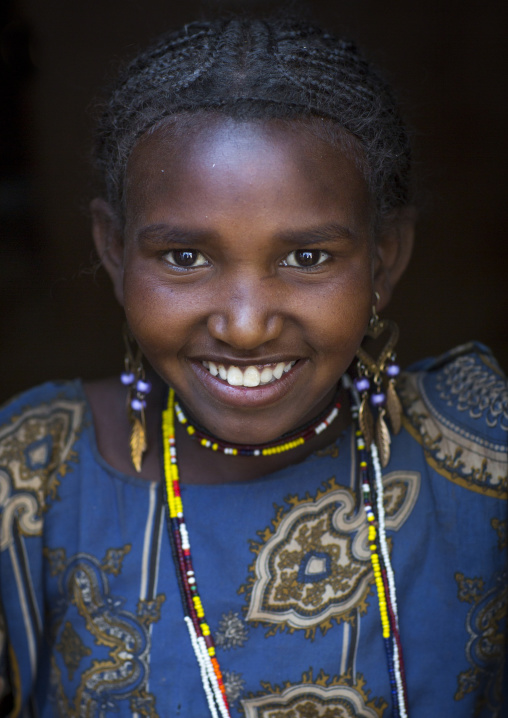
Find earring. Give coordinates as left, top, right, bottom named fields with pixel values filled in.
left=354, top=295, right=402, bottom=468
left=120, top=325, right=152, bottom=472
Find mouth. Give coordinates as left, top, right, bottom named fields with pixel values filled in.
left=201, top=360, right=296, bottom=388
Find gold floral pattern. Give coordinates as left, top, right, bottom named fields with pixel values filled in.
left=45, top=546, right=164, bottom=717
left=101, top=544, right=132, bottom=575
left=241, top=669, right=387, bottom=718
left=455, top=570, right=507, bottom=713
left=240, top=473, right=419, bottom=638
left=55, top=621, right=92, bottom=681
left=491, top=518, right=507, bottom=551
left=0, top=396, right=83, bottom=551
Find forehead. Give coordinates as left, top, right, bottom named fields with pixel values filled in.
left=124, top=116, right=372, bottom=231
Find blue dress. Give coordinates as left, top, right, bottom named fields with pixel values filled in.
left=0, top=343, right=507, bottom=717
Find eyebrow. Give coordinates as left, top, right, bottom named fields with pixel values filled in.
left=136, top=224, right=217, bottom=245
left=136, top=221, right=355, bottom=246
left=275, top=222, right=355, bottom=245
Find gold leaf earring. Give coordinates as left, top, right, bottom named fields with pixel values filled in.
left=120, top=325, right=151, bottom=472
left=354, top=294, right=402, bottom=468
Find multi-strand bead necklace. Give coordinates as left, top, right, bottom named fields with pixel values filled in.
left=161, top=385, right=409, bottom=717
left=349, top=381, right=409, bottom=718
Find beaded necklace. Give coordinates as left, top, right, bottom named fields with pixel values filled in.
left=174, top=392, right=341, bottom=456
left=161, top=386, right=409, bottom=717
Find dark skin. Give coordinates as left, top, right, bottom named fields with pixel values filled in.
left=87, top=117, right=414, bottom=485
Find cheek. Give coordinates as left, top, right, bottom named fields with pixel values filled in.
left=300, top=266, right=373, bottom=356
left=122, top=268, right=189, bottom=360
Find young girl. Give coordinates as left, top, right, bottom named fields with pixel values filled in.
left=1, top=16, right=506, bottom=718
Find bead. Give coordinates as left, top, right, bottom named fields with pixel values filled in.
left=136, top=378, right=152, bottom=393
left=173, top=390, right=340, bottom=457
left=386, top=364, right=400, bottom=377
left=370, top=392, right=386, bottom=406
left=131, top=397, right=146, bottom=411
left=163, top=387, right=407, bottom=718
left=355, top=377, right=370, bottom=392
left=120, top=371, right=135, bottom=385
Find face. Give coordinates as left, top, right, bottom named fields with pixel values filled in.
left=108, top=118, right=380, bottom=444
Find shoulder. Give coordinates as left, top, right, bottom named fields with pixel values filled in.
left=0, top=381, right=87, bottom=467
left=0, top=381, right=87, bottom=536
left=398, top=342, right=508, bottom=498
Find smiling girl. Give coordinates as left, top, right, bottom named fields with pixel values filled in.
left=0, top=16, right=506, bottom=718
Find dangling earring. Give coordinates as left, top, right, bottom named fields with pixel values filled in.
left=120, top=325, right=152, bottom=472
left=354, top=293, right=403, bottom=468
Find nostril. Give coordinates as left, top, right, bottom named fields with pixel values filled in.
left=206, top=306, right=283, bottom=350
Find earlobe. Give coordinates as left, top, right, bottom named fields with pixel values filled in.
left=90, top=197, right=125, bottom=306
left=373, top=208, right=416, bottom=311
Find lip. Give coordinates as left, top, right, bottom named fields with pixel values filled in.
left=189, top=358, right=306, bottom=409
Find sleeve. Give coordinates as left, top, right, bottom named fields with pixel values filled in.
left=0, top=381, right=84, bottom=717
left=0, top=600, right=14, bottom=716
left=400, top=343, right=508, bottom=715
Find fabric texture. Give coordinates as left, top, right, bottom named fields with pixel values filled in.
left=0, top=343, right=507, bottom=717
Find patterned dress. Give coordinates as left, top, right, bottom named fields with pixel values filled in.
left=0, top=343, right=507, bottom=717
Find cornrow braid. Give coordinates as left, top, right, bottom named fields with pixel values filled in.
left=93, top=16, right=412, bottom=222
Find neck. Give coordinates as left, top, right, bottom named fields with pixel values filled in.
left=173, top=384, right=352, bottom=485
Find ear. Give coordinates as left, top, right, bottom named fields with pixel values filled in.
left=90, top=197, right=125, bottom=306
left=373, top=207, right=416, bottom=312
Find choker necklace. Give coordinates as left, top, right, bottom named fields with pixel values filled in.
left=174, top=392, right=342, bottom=457
left=161, top=385, right=409, bottom=717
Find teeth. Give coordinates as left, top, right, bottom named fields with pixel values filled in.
left=260, top=366, right=274, bottom=384
left=243, top=366, right=260, bottom=387
left=226, top=366, right=243, bottom=386
left=273, top=362, right=285, bottom=380
left=202, top=360, right=296, bottom=387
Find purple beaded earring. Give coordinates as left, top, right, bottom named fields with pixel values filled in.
left=354, top=296, right=402, bottom=467
left=121, top=325, right=152, bottom=472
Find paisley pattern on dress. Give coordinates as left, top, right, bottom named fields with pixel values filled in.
left=399, top=350, right=508, bottom=498
left=44, top=546, right=165, bottom=718
left=455, top=569, right=507, bottom=715
left=239, top=473, right=419, bottom=638
left=240, top=669, right=387, bottom=718
left=0, top=395, right=84, bottom=551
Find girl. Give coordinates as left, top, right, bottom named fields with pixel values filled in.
left=1, top=16, right=506, bottom=718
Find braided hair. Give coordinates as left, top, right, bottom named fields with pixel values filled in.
left=94, top=16, right=412, bottom=225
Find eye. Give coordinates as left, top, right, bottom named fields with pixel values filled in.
left=282, top=250, right=330, bottom=268
left=163, top=249, right=208, bottom=268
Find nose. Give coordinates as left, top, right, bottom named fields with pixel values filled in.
left=207, top=275, right=284, bottom=350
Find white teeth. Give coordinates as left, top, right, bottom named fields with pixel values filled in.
left=226, top=366, right=243, bottom=386
left=260, top=366, right=274, bottom=384
left=273, top=362, right=285, bottom=380
left=243, top=366, right=261, bottom=387
left=201, top=360, right=296, bottom=387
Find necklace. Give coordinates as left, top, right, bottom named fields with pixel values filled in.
left=161, top=386, right=409, bottom=717
left=174, top=392, right=341, bottom=456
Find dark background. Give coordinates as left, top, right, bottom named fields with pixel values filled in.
left=1, top=0, right=507, bottom=404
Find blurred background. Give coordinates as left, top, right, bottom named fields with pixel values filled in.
left=1, top=0, right=506, bottom=403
